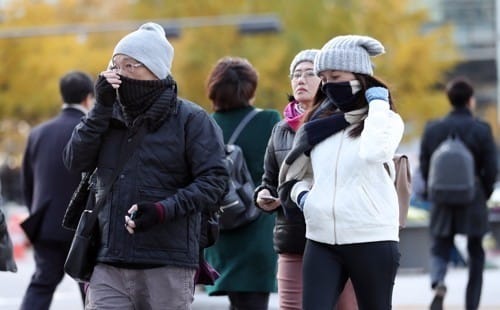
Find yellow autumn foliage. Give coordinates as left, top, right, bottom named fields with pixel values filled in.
left=0, top=0, right=463, bottom=162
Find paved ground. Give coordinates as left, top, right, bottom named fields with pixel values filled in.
left=2, top=204, right=500, bottom=309
left=1, top=248, right=500, bottom=309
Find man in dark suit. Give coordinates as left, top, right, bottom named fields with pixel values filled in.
left=419, top=77, right=497, bottom=310
left=20, top=71, right=94, bottom=309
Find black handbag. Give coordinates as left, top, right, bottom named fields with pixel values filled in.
left=64, top=210, right=98, bottom=282
left=0, top=209, right=17, bottom=272
left=64, top=127, right=147, bottom=283
left=62, top=171, right=95, bottom=231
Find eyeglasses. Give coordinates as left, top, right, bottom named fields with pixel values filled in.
left=290, top=70, right=317, bottom=81
left=110, top=62, right=144, bottom=74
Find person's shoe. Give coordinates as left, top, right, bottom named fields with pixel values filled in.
left=430, top=282, right=447, bottom=310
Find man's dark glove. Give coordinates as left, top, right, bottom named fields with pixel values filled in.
left=95, top=75, right=117, bottom=107
left=131, top=202, right=165, bottom=232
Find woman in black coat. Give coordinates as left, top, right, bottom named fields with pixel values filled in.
left=255, top=50, right=357, bottom=310
left=419, top=77, right=497, bottom=310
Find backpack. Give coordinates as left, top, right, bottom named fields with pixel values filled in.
left=218, top=109, right=261, bottom=231
left=427, top=133, right=475, bottom=205
left=384, top=154, right=412, bottom=228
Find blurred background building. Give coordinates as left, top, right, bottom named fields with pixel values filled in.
left=419, top=0, right=496, bottom=109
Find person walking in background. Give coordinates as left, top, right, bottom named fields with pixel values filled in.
left=0, top=203, right=17, bottom=273
left=254, top=49, right=357, bottom=310
left=204, top=56, right=280, bottom=310
left=419, top=77, right=497, bottom=310
left=19, top=71, right=94, bottom=309
left=63, top=23, right=228, bottom=309
left=279, top=35, right=404, bottom=309
left=410, top=165, right=467, bottom=268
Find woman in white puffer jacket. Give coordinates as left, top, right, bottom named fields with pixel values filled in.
left=278, top=34, right=404, bottom=310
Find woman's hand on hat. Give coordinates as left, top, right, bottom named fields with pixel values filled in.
left=365, top=87, right=389, bottom=103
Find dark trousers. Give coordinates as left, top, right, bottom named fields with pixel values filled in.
left=302, top=239, right=400, bottom=310
left=228, top=291, right=270, bottom=310
left=20, top=241, right=85, bottom=310
left=430, top=235, right=484, bottom=310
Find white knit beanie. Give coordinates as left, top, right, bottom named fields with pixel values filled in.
left=314, top=35, right=385, bottom=76
left=113, top=22, right=174, bottom=79
left=289, top=49, right=320, bottom=76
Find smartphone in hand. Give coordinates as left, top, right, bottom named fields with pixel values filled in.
left=260, top=195, right=278, bottom=203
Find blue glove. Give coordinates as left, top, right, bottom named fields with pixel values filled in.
left=365, top=87, right=389, bottom=103
left=297, top=191, right=309, bottom=210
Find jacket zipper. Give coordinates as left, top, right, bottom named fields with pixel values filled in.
left=332, top=130, right=344, bottom=243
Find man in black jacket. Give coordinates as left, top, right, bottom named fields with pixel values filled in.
left=419, top=77, right=497, bottom=310
left=20, top=71, right=94, bottom=309
left=63, top=22, right=228, bottom=309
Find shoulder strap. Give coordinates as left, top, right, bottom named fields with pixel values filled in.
left=80, top=126, right=148, bottom=235
left=227, top=109, right=261, bottom=144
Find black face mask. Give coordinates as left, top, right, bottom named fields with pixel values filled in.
left=321, top=80, right=362, bottom=112
left=117, top=75, right=170, bottom=125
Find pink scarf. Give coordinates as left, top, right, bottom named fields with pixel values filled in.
left=283, top=101, right=305, bottom=132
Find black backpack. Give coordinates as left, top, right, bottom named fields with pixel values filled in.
left=427, top=133, right=475, bottom=205
left=218, top=109, right=261, bottom=230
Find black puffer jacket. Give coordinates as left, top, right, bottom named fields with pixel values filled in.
left=255, top=119, right=306, bottom=254
left=63, top=95, right=228, bottom=268
left=420, top=107, right=497, bottom=237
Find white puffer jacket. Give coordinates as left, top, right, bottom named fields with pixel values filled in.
left=290, top=100, right=404, bottom=245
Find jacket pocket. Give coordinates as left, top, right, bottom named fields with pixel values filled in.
left=359, top=182, right=382, bottom=216
left=336, top=182, right=382, bottom=228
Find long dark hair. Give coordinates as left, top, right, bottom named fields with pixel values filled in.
left=304, top=74, right=396, bottom=138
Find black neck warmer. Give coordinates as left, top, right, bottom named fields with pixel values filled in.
left=118, top=76, right=177, bottom=127
left=118, top=76, right=171, bottom=125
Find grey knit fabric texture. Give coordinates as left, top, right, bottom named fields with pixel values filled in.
left=289, top=49, right=320, bottom=76
left=113, top=22, right=174, bottom=79
left=314, top=35, right=385, bottom=76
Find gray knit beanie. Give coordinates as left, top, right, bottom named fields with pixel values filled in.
left=314, top=35, right=385, bottom=76
left=113, top=22, right=174, bottom=79
left=289, top=49, right=320, bottom=76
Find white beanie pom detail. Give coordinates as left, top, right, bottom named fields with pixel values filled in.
left=139, top=22, right=166, bottom=37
